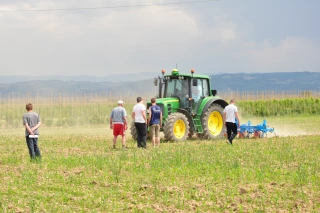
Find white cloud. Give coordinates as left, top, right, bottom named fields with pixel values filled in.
left=0, top=0, right=319, bottom=76
left=244, top=37, right=320, bottom=72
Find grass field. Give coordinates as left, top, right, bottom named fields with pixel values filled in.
left=1, top=115, right=320, bottom=212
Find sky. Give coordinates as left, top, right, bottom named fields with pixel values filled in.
left=0, top=0, right=319, bottom=76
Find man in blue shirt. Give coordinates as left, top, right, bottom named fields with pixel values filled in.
left=147, top=98, right=162, bottom=147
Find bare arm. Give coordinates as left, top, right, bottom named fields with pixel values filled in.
left=123, top=116, right=127, bottom=129
left=109, top=117, right=113, bottom=129
left=142, top=110, right=147, bottom=124
left=31, top=122, right=41, bottom=132
left=147, top=107, right=152, bottom=126
left=235, top=112, right=240, bottom=127
left=24, top=123, right=34, bottom=135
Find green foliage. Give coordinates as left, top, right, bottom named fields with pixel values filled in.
left=45, top=118, right=54, bottom=127
left=0, top=101, right=134, bottom=128
left=238, top=98, right=320, bottom=117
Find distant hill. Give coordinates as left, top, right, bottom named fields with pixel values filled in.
left=0, top=72, right=319, bottom=98
left=0, top=72, right=156, bottom=84
left=210, top=72, right=320, bottom=92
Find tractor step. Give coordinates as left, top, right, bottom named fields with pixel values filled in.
left=193, top=117, right=203, bottom=133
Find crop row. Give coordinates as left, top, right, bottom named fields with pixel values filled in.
left=1, top=97, right=319, bottom=128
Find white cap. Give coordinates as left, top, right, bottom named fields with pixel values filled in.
left=118, top=100, right=124, bottom=104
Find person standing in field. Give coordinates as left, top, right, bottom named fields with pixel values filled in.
left=147, top=98, right=162, bottom=147
left=132, top=97, right=147, bottom=148
left=223, top=99, right=240, bottom=145
left=22, top=103, right=42, bottom=161
left=110, top=100, right=128, bottom=149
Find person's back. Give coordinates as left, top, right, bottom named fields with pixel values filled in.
left=148, top=98, right=162, bottom=147
left=23, top=111, right=40, bottom=136
left=224, top=104, right=238, bottom=123
left=132, top=97, right=147, bottom=148
left=22, top=103, right=42, bottom=161
left=111, top=106, right=126, bottom=124
left=110, top=100, right=127, bottom=149
left=149, top=105, right=161, bottom=125
left=133, top=102, right=146, bottom=123
left=223, top=99, right=240, bottom=145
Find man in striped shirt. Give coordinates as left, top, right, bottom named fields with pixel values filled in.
left=110, top=100, right=127, bottom=149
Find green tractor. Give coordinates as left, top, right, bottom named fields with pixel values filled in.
left=131, top=69, right=228, bottom=141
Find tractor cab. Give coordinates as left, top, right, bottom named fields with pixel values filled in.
left=159, top=69, right=211, bottom=113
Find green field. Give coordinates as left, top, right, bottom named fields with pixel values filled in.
left=1, top=115, right=320, bottom=212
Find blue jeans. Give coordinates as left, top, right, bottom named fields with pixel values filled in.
left=26, top=136, right=42, bottom=160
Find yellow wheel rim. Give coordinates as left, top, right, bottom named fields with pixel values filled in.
left=208, top=111, right=223, bottom=136
left=173, top=119, right=186, bottom=139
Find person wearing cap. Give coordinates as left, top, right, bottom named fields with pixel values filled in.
left=110, top=100, right=127, bottom=149
left=132, top=97, right=147, bottom=148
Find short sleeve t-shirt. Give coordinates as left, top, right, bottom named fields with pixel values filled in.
left=223, top=104, right=238, bottom=123
left=133, top=103, right=146, bottom=123
left=110, top=106, right=127, bottom=124
left=22, top=111, right=41, bottom=136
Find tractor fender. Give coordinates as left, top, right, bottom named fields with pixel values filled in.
left=200, top=98, right=228, bottom=117
left=177, top=108, right=195, bottom=133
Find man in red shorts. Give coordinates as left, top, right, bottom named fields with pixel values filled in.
left=110, top=100, right=128, bottom=149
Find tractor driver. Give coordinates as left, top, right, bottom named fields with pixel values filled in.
left=192, top=85, right=202, bottom=102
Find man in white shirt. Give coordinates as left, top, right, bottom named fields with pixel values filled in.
left=223, top=99, right=240, bottom=145
left=132, top=97, right=147, bottom=148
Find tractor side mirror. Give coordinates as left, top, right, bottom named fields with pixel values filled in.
left=192, top=79, right=198, bottom=86
left=154, top=78, right=158, bottom=86
left=211, top=90, right=217, bottom=96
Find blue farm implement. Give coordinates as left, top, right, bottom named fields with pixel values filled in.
left=238, top=120, right=276, bottom=138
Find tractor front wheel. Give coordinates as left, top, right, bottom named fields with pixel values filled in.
left=164, top=113, right=189, bottom=141
left=199, top=104, right=225, bottom=139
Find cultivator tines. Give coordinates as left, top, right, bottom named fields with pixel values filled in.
left=238, top=120, right=276, bottom=139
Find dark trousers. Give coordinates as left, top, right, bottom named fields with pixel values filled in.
left=226, top=122, right=238, bottom=144
left=26, top=136, right=41, bottom=160
left=134, top=122, right=147, bottom=148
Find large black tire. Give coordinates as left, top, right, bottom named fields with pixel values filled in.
left=130, top=121, right=150, bottom=141
left=130, top=121, right=138, bottom=141
left=199, top=104, right=225, bottom=139
left=163, top=112, right=189, bottom=141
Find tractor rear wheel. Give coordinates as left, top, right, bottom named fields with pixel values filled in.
left=199, top=104, right=225, bottom=139
left=130, top=121, right=138, bottom=141
left=130, top=121, right=151, bottom=141
left=164, top=113, right=189, bottom=141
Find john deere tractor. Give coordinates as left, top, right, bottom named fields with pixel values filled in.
left=131, top=69, right=228, bottom=141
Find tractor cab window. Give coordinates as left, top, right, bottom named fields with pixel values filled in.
left=192, top=78, right=210, bottom=111
left=165, top=79, right=188, bottom=97
left=164, top=78, right=189, bottom=108
left=192, top=78, right=209, bottom=101
left=202, top=79, right=209, bottom=96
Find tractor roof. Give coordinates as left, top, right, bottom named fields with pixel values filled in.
left=164, top=69, right=210, bottom=79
